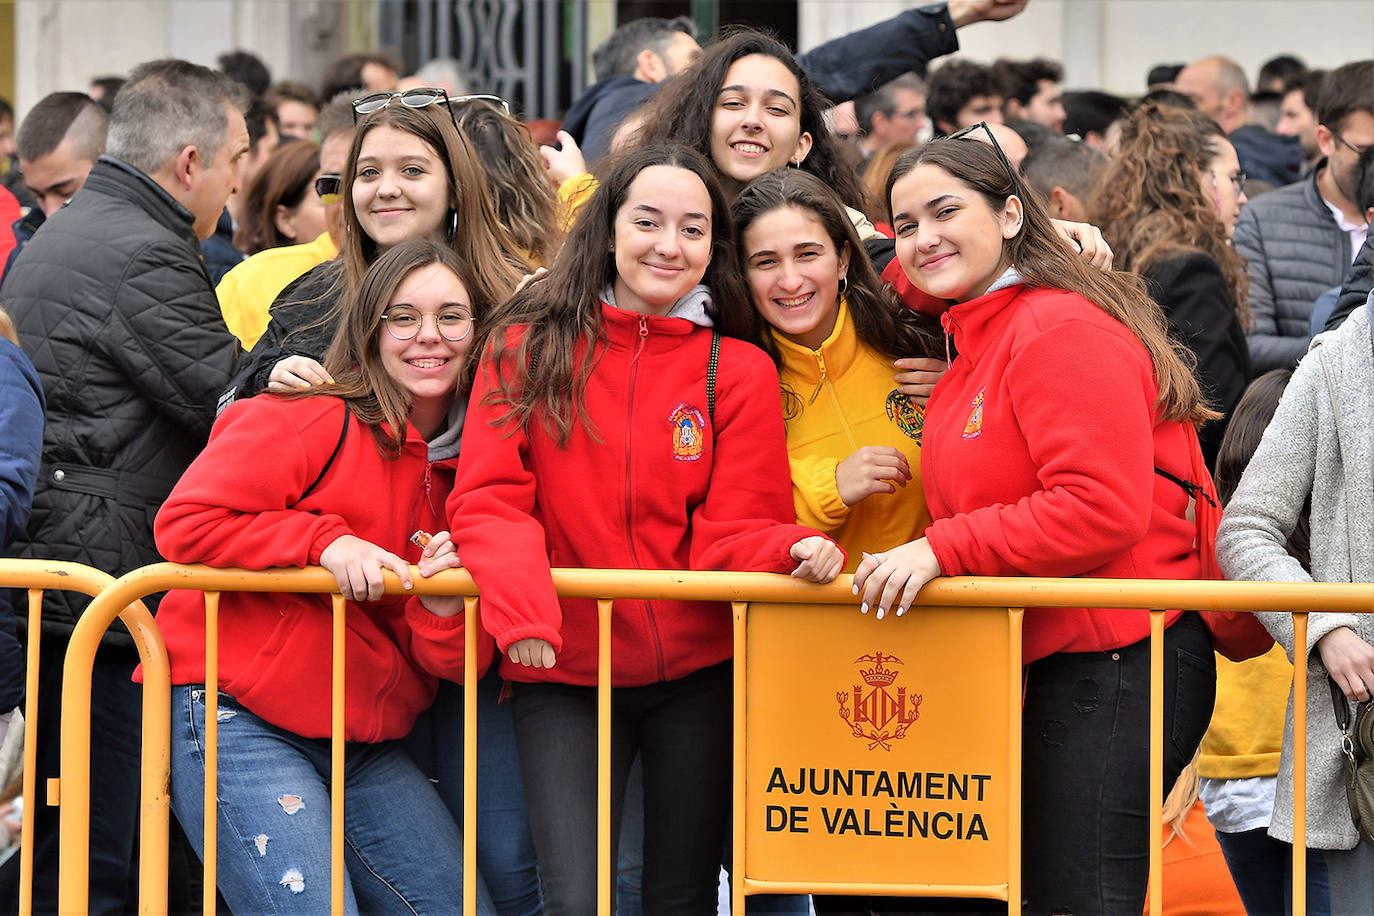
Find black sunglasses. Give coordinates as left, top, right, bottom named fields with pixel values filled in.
left=945, top=121, right=1021, bottom=190
left=314, top=174, right=342, bottom=204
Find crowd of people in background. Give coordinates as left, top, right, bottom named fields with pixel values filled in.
left=0, top=1, right=1371, bottom=913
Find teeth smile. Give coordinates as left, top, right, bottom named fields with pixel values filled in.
left=407, top=358, right=449, bottom=368
left=734, top=142, right=766, bottom=153
left=776, top=293, right=813, bottom=308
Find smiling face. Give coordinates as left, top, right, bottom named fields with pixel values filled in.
left=889, top=162, right=1022, bottom=303
left=744, top=204, right=849, bottom=350
left=377, top=262, right=472, bottom=421
left=710, top=54, right=814, bottom=195
left=352, top=124, right=451, bottom=252
left=611, top=164, right=714, bottom=316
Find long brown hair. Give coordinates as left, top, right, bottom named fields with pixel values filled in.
left=480, top=144, right=751, bottom=447
left=729, top=169, right=939, bottom=414
left=452, top=99, right=564, bottom=266
left=289, top=239, right=492, bottom=457
left=338, top=103, right=528, bottom=308
left=1091, top=102, right=1250, bottom=328
left=886, top=138, right=1216, bottom=425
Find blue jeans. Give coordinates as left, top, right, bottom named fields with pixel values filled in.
left=1214, top=826, right=1330, bottom=916
left=406, top=670, right=542, bottom=916
left=170, top=686, right=494, bottom=915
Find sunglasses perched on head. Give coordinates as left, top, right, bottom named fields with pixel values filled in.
left=945, top=121, right=1021, bottom=189
left=352, top=87, right=462, bottom=133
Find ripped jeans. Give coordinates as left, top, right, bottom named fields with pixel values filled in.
left=169, top=686, right=495, bottom=915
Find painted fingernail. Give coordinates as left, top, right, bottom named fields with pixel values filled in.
left=851, top=584, right=859, bottom=595
left=876, top=608, right=886, bottom=620
left=897, top=606, right=907, bottom=617
left=860, top=603, right=869, bottom=614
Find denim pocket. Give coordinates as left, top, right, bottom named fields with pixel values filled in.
left=1170, top=644, right=1216, bottom=765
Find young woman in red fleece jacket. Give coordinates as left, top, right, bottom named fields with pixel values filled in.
left=854, top=130, right=1219, bottom=915
left=450, top=144, right=843, bottom=915
left=153, top=240, right=497, bottom=915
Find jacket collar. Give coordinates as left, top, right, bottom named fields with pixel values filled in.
left=940, top=280, right=1028, bottom=367
left=82, top=155, right=199, bottom=243
left=772, top=296, right=860, bottom=381
left=599, top=291, right=712, bottom=353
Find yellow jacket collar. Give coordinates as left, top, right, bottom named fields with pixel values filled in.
left=771, top=296, right=861, bottom=382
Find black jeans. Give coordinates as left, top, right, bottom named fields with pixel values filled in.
left=511, top=661, right=732, bottom=916
left=1022, top=611, right=1216, bottom=915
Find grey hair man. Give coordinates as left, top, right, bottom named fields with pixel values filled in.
left=0, top=58, right=246, bottom=915
left=854, top=73, right=928, bottom=160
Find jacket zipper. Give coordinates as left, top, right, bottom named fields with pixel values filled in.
left=808, top=351, right=828, bottom=405
left=625, top=315, right=667, bottom=681
left=940, top=311, right=955, bottom=367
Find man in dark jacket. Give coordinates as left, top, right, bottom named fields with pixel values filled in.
left=0, top=58, right=247, bottom=914
left=1175, top=55, right=1303, bottom=188
left=1232, top=59, right=1373, bottom=372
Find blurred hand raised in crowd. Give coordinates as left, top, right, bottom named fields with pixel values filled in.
left=1051, top=219, right=1114, bottom=271
left=540, top=131, right=589, bottom=186
left=948, top=0, right=1030, bottom=28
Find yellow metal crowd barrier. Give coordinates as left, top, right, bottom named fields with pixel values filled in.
left=24, top=563, right=1373, bottom=915
left=0, top=559, right=149, bottom=916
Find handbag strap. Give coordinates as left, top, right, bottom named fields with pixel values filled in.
left=1331, top=675, right=1362, bottom=767
left=299, top=405, right=350, bottom=501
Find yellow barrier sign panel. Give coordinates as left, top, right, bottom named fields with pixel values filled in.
left=743, top=604, right=1015, bottom=895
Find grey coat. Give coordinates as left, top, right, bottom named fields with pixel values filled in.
left=1232, top=166, right=1352, bottom=374
left=1217, top=302, right=1374, bottom=849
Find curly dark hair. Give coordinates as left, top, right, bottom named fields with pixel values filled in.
left=926, top=60, right=999, bottom=134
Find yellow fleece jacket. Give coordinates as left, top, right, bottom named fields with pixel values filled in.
left=774, top=299, right=929, bottom=571
left=217, top=232, right=339, bottom=350
left=1196, top=643, right=1291, bottom=779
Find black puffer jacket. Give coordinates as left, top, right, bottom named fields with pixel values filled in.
left=1324, top=233, right=1374, bottom=332
left=1232, top=163, right=1352, bottom=373
left=0, top=156, right=238, bottom=645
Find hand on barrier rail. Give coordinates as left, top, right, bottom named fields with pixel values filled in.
left=320, top=534, right=413, bottom=602
left=415, top=530, right=466, bottom=617
left=892, top=356, right=946, bottom=407
left=267, top=354, right=334, bottom=391
left=1318, top=626, right=1374, bottom=702
left=509, top=637, right=557, bottom=669
left=789, top=536, right=845, bottom=583
left=851, top=537, right=942, bottom=619
left=540, top=131, right=588, bottom=187
left=836, top=446, right=912, bottom=505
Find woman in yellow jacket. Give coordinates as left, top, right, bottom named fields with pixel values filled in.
left=728, top=169, right=942, bottom=572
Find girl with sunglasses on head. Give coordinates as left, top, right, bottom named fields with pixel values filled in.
left=1093, top=101, right=1253, bottom=470
left=228, top=88, right=527, bottom=403
left=852, top=132, right=1220, bottom=914
left=152, top=240, right=498, bottom=915
left=450, top=144, right=843, bottom=916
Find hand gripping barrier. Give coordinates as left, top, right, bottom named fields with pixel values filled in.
left=0, top=559, right=148, bottom=916
left=49, top=564, right=1374, bottom=915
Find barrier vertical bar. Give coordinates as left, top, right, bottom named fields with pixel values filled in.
left=18, top=589, right=42, bottom=916
left=1292, top=612, right=1308, bottom=916
left=331, top=594, right=347, bottom=915
left=464, top=596, right=479, bottom=916
left=202, top=592, right=220, bottom=916
left=1008, top=608, right=1023, bottom=915
left=597, top=598, right=614, bottom=916
left=731, top=601, right=748, bottom=916
left=1148, top=610, right=1165, bottom=916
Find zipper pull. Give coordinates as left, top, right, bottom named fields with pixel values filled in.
left=940, top=311, right=954, bottom=367
left=808, top=351, right=827, bottom=404
left=638, top=315, right=649, bottom=339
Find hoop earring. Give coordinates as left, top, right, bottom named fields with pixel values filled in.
left=447, top=209, right=458, bottom=240
left=837, top=275, right=848, bottom=296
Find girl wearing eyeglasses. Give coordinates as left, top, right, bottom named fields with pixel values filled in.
left=449, top=144, right=843, bottom=916
left=855, top=135, right=1220, bottom=914
left=152, top=240, right=499, bottom=915
left=1093, top=102, right=1253, bottom=469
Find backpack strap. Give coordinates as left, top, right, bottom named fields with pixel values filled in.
left=300, top=405, right=350, bottom=501
left=707, top=331, right=721, bottom=423
left=1153, top=465, right=1218, bottom=508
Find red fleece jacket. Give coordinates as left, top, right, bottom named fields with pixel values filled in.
left=450, top=303, right=831, bottom=687
left=152, top=395, right=492, bottom=742
left=920, top=284, right=1200, bottom=663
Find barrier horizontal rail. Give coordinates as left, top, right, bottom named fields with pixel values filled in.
left=0, top=560, right=148, bottom=916
left=51, top=563, right=1373, bottom=915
